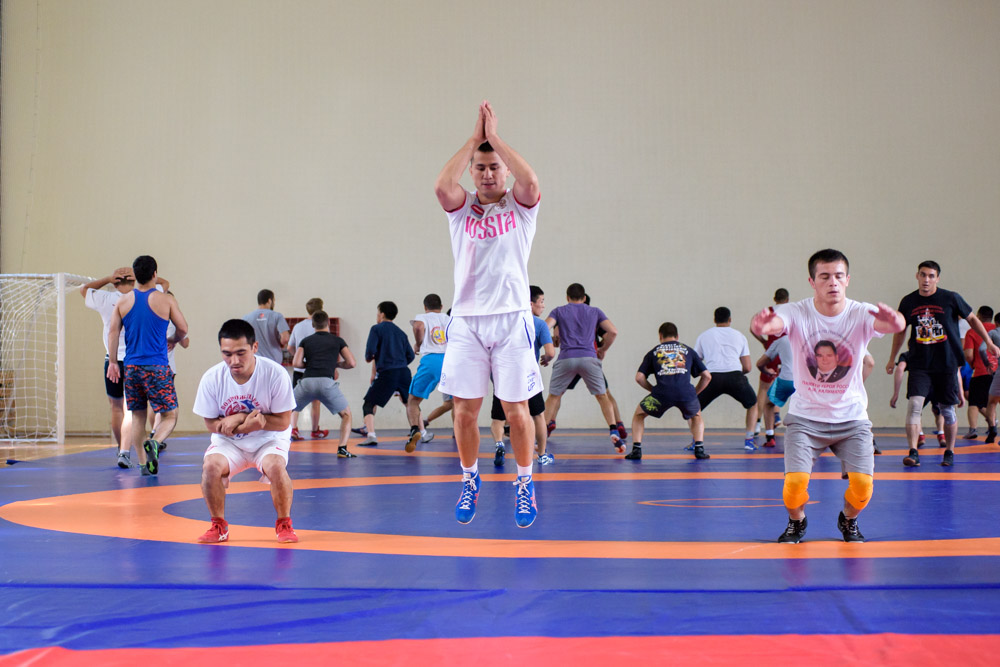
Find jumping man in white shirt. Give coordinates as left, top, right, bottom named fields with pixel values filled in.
left=435, top=101, right=542, bottom=528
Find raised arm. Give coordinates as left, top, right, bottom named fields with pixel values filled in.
left=750, top=307, right=785, bottom=339
left=434, top=108, right=484, bottom=211
left=481, top=101, right=539, bottom=207
left=871, top=302, right=905, bottom=335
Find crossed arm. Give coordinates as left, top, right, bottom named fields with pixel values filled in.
left=204, top=410, right=292, bottom=437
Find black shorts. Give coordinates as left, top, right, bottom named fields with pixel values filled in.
left=364, top=367, right=411, bottom=407
left=567, top=373, right=608, bottom=392
left=907, top=368, right=961, bottom=406
left=697, top=371, right=757, bottom=410
left=969, top=374, right=994, bottom=409
left=104, top=358, right=125, bottom=399
left=491, top=391, right=545, bottom=420
left=640, top=392, right=701, bottom=420
left=292, top=370, right=304, bottom=388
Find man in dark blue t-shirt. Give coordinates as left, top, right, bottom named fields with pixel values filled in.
left=624, top=322, right=713, bottom=461
left=359, top=301, right=415, bottom=446
left=886, top=260, right=1000, bottom=467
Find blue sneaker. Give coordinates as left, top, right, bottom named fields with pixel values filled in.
left=455, top=471, right=481, bottom=524
left=514, top=475, right=537, bottom=528
left=537, top=453, right=554, bottom=465
left=744, top=438, right=758, bottom=452
left=684, top=440, right=695, bottom=451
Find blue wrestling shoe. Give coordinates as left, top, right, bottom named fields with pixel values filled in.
left=684, top=440, right=696, bottom=451
left=744, top=438, right=758, bottom=452
left=537, top=452, right=554, bottom=465
left=455, top=471, right=481, bottom=524
left=514, top=475, right=537, bottom=528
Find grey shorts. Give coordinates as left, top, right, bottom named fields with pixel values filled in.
left=294, top=377, right=350, bottom=415
left=548, top=357, right=607, bottom=396
left=783, top=414, right=874, bottom=476
left=990, top=371, right=1000, bottom=398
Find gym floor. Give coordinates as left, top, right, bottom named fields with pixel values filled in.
left=1, top=429, right=999, bottom=665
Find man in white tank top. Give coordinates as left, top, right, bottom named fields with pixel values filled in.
left=435, top=101, right=542, bottom=528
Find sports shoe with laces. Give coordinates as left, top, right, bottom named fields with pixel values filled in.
left=624, top=446, right=642, bottom=460
left=142, top=439, right=160, bottom=475
left=778, top=516, right=807, bottom=543
left=903, top=448, right=920, bottom=467
left=358, top=433, right=378, bottom=447
left=117, top=451, right=131, bottom=469
left=350, top=426, right=368, bottom=436
left=455, top=471, right=481, bottom=524
left=774, top=412, right=782, bottom=427
left=493, top=442, right=505, bottom=467
left=337, top=446, right=357, bottom=458
left=937, top=434, right=947, bottom=447
left=963, top=428, right=978, bottom=440
left=420, top=430, right=434, bottom=443
left=873, top=439, right=882, bottom=455
left=157, top=441, right=167, bottom=453
left=197, top=519, right=229, bottom=544
left=405, top=426, right=421, bottom=453
left=693, top=445, right=710, bottom=460
left=311, top=429, right=329, bottom=440
left=513, top=475, right=537, bottom=528
left=764, top=435, right=776, bottom=448
left=917, top=433, right=926, bottom=448
left=291, top=428, right=304, bottom=441
left=744, top=438, right=758, bottom=452
left=941, top=449, right=954, bottom=467
left=611, top=432, right=626, bottom=454
left=275, top=517, right=298, bottom=543
left=838, top=511, right=864, bottom=542
left=684, top=440, right=696, bottom=451
left=986, top=426, right=998, bottom=444
left=537, top=453, right=554, bottom=465
left=546, top=420, right=556, bottom=436
left=617, top=422, right=628, bottom=440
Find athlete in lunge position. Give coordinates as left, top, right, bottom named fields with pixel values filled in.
left=435, top=100, right=542, bottom=527
left=751, top=249, right=904, bottom=543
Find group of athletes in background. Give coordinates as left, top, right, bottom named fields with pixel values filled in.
left=82, top=102, right=1000, bottom=545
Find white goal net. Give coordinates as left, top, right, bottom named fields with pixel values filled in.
left=0, top=273, right=90, bottom=442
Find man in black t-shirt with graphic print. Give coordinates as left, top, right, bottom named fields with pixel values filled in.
left=885, top=260, right=999, bottom=467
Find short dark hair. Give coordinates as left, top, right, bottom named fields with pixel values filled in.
left=659, top=322, right=678, bottom=338
left=530, top=285, right=544, bottom=303
left=218, top=318, right=255, bottom=345
left=378, top=301, right=398, bottom=320
left=774, top=288, right=789, bottom=303
left=257, top=289, right=274, bottom=306
left=814, top=340, right=837, bottom=355
left=978, top=305, right=994, bottom=322
left=132, top=255, right=157, bottom=284
left=567, top=283, right=586, bottom=301
left=476, top=141, right=494, bottom=153
left=312, top=310, right=330, bottom=329
left=918, top=260, right=941, bottom=276
left=423, top=293, right=443, bottom=310
left=994, top=312, right=1000, bottom=326
left=305, top=297, right=324, bottom=315
left=808, top=249, right=849, bottom=278
left=714, top=307, right=731, bottom=324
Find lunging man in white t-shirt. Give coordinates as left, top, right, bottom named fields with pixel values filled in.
left=751, top=249, right=904, bottom=543
left=434, top=101, right=542, bottom=528
left=193, top=319, right=298, bottom=544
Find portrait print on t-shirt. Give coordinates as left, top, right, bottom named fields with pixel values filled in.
left=803, top=333, right=853, bottom=385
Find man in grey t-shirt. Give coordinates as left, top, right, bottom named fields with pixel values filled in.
left=243, top=289, right=290, bottom=364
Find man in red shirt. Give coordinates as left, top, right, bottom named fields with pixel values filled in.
left=964, top=305, right=997, bottom=442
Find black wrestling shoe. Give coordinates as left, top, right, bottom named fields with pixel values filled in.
left=838, top=511, right=865, bottom=542
left=778, top=516, right=807, bottom=543
left=903, top=448, right=920, bottom=467
left=624, top=446, right=642, bottom=460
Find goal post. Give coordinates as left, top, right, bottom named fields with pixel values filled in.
left=0, top=273, right=91, bottom=442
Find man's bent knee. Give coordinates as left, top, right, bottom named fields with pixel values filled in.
left=940, top=404, right=957, bottom=425
left=844, top=472, right=874, bottom=510
left=906, top=397, right=926, bottom=425
left=783, top=472, right=810, bottom=510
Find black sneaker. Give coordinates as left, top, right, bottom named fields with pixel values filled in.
left=142, top=439, right=159, bottom=475
left=778, top=516, right=807, bottom=543
left=941, top=449, right=954, bottom=467
left=157, top=441, right=167, bottom=453
left=337, top=446, right=357, bottom=458
left=503, top=424, right=510, bottom=437
left=986, top=426, right=997, bottom=444
left=405, top=426, right=421, bottom=453
left=624, top=446, right=642, bottom=460
left=838, top=511, right=865, bottom=542
left=873, top=439, right=881, bottom=455
left=903, top=448, right=920, bottom=467
left=493, top=442, right=505, bottom=467
left=693, top=445, right=710, bottom=460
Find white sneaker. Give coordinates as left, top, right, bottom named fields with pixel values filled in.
left=359, top=433, right=378, bottom=446
left=420, top=430, right=435, bottom=443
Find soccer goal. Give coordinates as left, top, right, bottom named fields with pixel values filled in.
left=0, top=273, right=91, bottom=442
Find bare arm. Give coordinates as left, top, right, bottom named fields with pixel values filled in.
left=292, top=347, right=305, bottom=371
left=166, top=295, right=189, bottom=344
left=339, top=346, right=357, bottom=370
left=105, top=302, right=125, bottom=382
left=695, top=371, right=712, bottom=395
left=155, top=275, right=170, bottom=292
left=596, top=320, right=617, bottom=360
left=755, top=353, right=771, bottom=372
left=871, top=302, right=906, bottom=335
left=890, top=361, right=905, bottom=407
left=967, top=314, right=1000, bottom=359
left=481, top=101, right=540, bottom=207
left=411, top=321, right=425, bottom=354
left=635, top=372, right=654, bottom=392
left=886, top=331, right=906, bottom=375
left=234, top=409, right=292, bottom=435
left=204, top=413, right=248, bottom=437
left=539, top=342, right=556, bottom=367
left=434, top=108, right=484, bottom=211
left=740, top=355, right=752, bottom=374
left=279, top=330, right=290, bottom=348
left=750, top=308, right=785, bottom=339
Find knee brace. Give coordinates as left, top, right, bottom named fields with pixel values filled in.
left=783, top=472, right=810, bottom=510
left=940, top=404, right=957, bottom=425
left=844, top=472, right=874, bottom=511
left=906, top=396, right=925, bottom=425
left=362, top=400, right=377, bottom=417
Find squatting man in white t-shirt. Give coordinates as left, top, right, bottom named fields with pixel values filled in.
left=751, top=249, right=904, bottom=544
left=193, top=319, right=298, bottom=544
left=435, top=100, right=542, bottom=528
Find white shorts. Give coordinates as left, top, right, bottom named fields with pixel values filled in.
left=439, top=311, right=542, bottom=403
left=204, top=436, right=290, bottom=486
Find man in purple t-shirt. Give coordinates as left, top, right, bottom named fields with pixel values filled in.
left=543, top=282, right=625, bottom=451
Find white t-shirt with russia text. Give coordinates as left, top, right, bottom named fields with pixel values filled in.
left=447, top=189, right=538, bottom=316
left=193, top=356, right=295, bottom=452
left=774, top=298, right=883, bottom=423
left=411, top=312, right=450, bottom=354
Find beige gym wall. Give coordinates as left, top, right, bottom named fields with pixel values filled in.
left=2, top=0, right=998, bottom=435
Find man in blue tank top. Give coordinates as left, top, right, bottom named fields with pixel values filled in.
left=107, top=255, right=189, bottom=476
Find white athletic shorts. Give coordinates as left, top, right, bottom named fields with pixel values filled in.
left=439, top=311, right=542, bottom=403
left=204, top=436, right=290, bottom=486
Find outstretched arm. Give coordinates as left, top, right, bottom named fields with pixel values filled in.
left=871, top=302, right=905, bottom=335
left=481, top=101, right=539, bottom=207
left=80, top=267, right=132, bottom=297
left=967, top=313, right=1000, bottom=360
left=434, top=107, right=485, bottom=211
left=750, top=308, right=785, bottom=339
